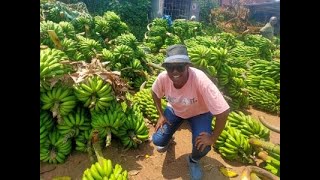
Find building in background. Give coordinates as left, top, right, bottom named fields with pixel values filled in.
left=150, top=0, right=200, bottom=21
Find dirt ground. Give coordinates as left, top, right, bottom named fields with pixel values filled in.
left=40, top=107, right=280, bottom=180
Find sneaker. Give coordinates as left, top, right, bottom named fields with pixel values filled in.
left=186, top=156, right=203, bottom=180
left=156, top=137, right=175, bottom=153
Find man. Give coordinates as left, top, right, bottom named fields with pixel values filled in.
left=151, top=44, right=230, bottom=180
left=260, top=16, right=278, bottom=40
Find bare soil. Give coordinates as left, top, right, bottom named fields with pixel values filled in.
left=40, top=107, right=280, bottom=180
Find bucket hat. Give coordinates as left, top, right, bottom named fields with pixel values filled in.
left=163, top=44, right=191, bottom=64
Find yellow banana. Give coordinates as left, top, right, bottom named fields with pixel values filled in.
left=219, top=166, right=238, bottom=177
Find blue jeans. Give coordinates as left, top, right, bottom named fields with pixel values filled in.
left=152, top=107, right=213, bottom=161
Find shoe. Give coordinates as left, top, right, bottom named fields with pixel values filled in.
left=186, top=156, right=203, bottom=180
left=156, top=137, right=175, bottom=153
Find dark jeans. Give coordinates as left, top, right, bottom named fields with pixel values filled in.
left=152, top=106, right=213, bottom=161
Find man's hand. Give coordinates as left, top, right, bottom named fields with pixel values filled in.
left=155, top=115, right=172, bottom=132
left=195, top=132, right=216, bottom=152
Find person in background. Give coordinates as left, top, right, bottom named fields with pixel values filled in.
left=151, top=44, right=230, bottom=180
left=260, top=16, right=278, bottom=40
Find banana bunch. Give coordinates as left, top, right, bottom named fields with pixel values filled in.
left=101, top=48, right=115, bottom=62
left=112, top=45, right=135, bottom=66
left=188, top=45, right=211, bottom=68
left=77, top=36, right=103, bottom=61
left=227, top=111, right=270, bottom=140
left=243, top=34, right=274, bottom=61
left=190, top=36, right=216, bottom=48
left=83, top=158, right=128, bottom=180
left=249, top=59, right=280, bottom=83
left=227, top=96, right=249, bottom=111
left=40, top=20, right=64, bottom=48
left=40, top=86, right=77, bottom=118
left=213, top=32, right=237, bottom=49
left=216, top=64, right=236, bottom=87
left=226, top=57, right=250, bottom=69
left=40, top=110, right=54, bottom=144
left=59, top=21, right=76, bottom=39
left=164, top=33, right=181, bottom=47
left=113, top=33, right=138, bottom=50
left=60, top=38, right=78, bottom=60
left=205, top=65, right=218, bottom=77
left=75, top=130, right=92, bottom=152
left=72, top=15, right=95, bottom=35
left=40, top=129, right=72, bottom=164
left=74, top=75, right=115, bottom=112
left=214, top=125, right=253, bottom=163
left=150, top=18, right=169, bottom=31
left=132, top=88, right=166, bottom=124
left=57, top=106, right=91, bottom=141
left=40, top=48, right=70, bottom=80
left=144, top=76, right=157, bottom=89
left=230, top=45, right=260, bottom=59
left=226, top=77, right=246, bottom=98
left=247, top=87, right=280, bottom=114
left=264, top=155, right=280, bottom=176
left=209, top=47, right=228, bottom=70
left=91, top=101, right=125, bottom=147
left=117, top=105, right=149, bottom=149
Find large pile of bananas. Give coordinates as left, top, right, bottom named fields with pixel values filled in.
left=132, top=88, right=166, bottom=124
left=83, top=158, right=128, bottom=180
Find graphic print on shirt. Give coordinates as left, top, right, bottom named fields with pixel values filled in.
left=166, top=95, right=197, bottom=106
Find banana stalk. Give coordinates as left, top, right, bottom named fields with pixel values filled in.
left=47, top=30, right=62, bottom=50
left=91, top=131, right=105, bottom=166
left=240, top=166, right=279, bottom=180
left=258, top=116, right=280, bottom=133
left=249, top=138, right=280, bottom=155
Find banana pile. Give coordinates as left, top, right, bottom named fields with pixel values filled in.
left=247, top=87, right=280, bottom=114
left=116, top=104, right=149, bottom=149
left=213, top=125, right=253, bottom=163
left=227, top=111, right=270, bottom=140
left=132, top=88, right=166, bottom=124
left=40, top=129, right=72, bottom=164
left=40, top=48, right=71, bottom=80
left=74, top=75, right=115, bottom=112
left=91, top=101, right=126, bottom=147
left=40, top=86, right=77, bottom=121
left=83, top=158, right=128, bottom=180
left=212, top=32, right=237, bottom=50
left=57, top=106, right=91, bottom=142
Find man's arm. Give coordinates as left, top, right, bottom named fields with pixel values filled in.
left=152, top=91, right=164, bottom=117
left=211, top=108, right=230, bottom=145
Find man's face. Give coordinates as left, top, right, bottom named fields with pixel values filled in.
left=163, top=63, right=189, bottom=86
left=270, top=17, right=277, bottom=26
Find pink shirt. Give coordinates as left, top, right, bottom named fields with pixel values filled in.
left=152, top=67, right=230, bottom=119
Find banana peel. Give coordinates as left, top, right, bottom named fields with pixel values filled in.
left=219, top=166, right=238, bottom=178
